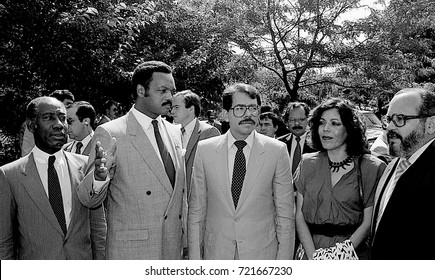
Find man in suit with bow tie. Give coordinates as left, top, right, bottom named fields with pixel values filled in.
left=371, top=88, right=435, bottom=259
left=64, top=101, right=96, bottom=156
left=277, top=102, right=315, bottom=178
left=188, top=83, right=294, bottom=260
left=77, top=61, right=186, bottom=259
left=0, top=96, right=106, bottom=259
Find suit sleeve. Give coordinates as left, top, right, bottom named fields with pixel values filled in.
left=208, top=127, right=221, bottom=138
left=273, top=144, right=295, bottom=259
left=89, top=205, right=107, bottom=260
left=0, top=167, right=17, bottom=259
left=188, top=143, right=207, bottom=260
left=77, top=126, right=113, bottom=208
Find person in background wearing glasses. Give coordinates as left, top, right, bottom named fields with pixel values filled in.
left=97, top=99, right=119, bottom=126
left=278, top=102, right=316, bottom=179
left=188, top=83, right=294, bottom=260
left=371, top=88, right=435, bottom=260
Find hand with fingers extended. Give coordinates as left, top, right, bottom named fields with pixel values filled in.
left=94, top=137, right=117, bottom=181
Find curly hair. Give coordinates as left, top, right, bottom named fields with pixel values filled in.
left=309, top=98, right=367, bottom=156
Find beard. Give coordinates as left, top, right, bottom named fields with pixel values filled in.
left=388, top=125, right=425, bottom=157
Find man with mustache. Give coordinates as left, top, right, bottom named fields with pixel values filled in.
left=188, top=83, right=295, bottom=259
left=278, top=102, right=316, bottom=178
left=371, top=88, right=435, bottom=259
left=77, top=61, right=186, bottom=259
left=0, top=96, right=106, bottom=259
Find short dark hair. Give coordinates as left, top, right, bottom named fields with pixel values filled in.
left=103, top=99, right=118, bottom=112
left=174, top=90, right=201, bottom=117
left=283, top=102, right=310, bottom=122
left=49, top=90, right=75, bottom=103
left=73, top=101, right=96, bottom=129
left=131, top=61, right=172, bottom=99
left=259, top=112, right=279, bottom=127
left=309, top=98, right=366, bottom=156
left=222, top=83, right=261, bottom=111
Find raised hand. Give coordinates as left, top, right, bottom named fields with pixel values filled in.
left=94, top=137, right=117, bottom=181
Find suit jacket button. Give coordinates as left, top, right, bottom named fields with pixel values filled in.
left=164, top=215, right=168, bottom=220
left=182, top=189, right=185, bottom=193
left=146, top=191, right=151, bottom=195
left=179, top=215, right=182, bottom=219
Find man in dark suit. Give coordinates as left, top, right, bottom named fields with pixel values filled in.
left=371, top=88, right=435, bottom=259
left=64, top=101, right=96, bottom=156
left=0, top=96, right=106, bottom=259
left=277, top=102, right=315, bottom=177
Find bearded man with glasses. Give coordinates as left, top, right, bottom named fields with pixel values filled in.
left=188, top=83, right=295, bottom=260
left=371, top=87, right=435, bottom=259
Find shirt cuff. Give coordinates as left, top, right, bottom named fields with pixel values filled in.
left=92, top=176, right=110, bottom=195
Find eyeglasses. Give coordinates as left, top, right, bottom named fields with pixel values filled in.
left=288, top=118, right=307, bottom=123
left=230, top=105, right=260, bottom=117
left=386, top=114, right=431, bottom=127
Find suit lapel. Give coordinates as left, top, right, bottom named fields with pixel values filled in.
left=64, top=152, right=85, bottom=237
left=237, top=132, right=264, bottom=210
left=21, top=153, right=65, bottom=235
left=127, top=112, right=173, bottom=195
left=371, top=157, right=399, bottom=238
left=185, top=120, right=200, bottom=163
left=214, top=134, right=234, bottom=211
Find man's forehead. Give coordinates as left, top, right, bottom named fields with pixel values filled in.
left=389, top=93, right=421, bottom=114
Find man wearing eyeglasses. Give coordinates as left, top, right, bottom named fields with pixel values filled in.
left=371, top=88, right=435, bottom=260
left=277, top=102, right=316, bottom=178
left=188, top=83, right=294, bottom=260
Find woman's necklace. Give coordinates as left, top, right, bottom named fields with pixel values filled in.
left=329, top=155, right=354, bottom=172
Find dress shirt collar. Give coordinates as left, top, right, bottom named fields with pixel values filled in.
left=131, top=105, right=163, bottom=129
left=33, top=146, right=65, bottom=164
left=227, top=130, right=255, bottom=150
left=184, top=118, right=197, bottom=136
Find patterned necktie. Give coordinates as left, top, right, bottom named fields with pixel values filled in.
left=47, top=156, right=67, bottom=234
left=75, top=141, right=83, bottom=154
left=180, top=126, right=186, bottom=135
left=231, top=140, right=247, bottom=209
left=292, top=136, right=301, bottom=174
left=375, top=158, right=411, bottom=229
left=152, top=120, right=176, bottom=187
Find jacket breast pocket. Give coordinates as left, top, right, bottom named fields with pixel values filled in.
left=115, top=229, right=149, bottom=244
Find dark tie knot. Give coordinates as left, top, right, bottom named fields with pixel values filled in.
left=234, top=140, right=247, bottom=150
left=295, top=136, right=301, bottom=142
left=151, top=119, right=159, bottom=128
left=48, top=155, right=56, bottom=167
left=181, top=127, right=186, bottom=134
left=76, top=141, right=83, bottom=149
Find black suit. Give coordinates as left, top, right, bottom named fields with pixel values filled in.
left=371, top=140, right=435, bottom=259
left=277, top=132, right=316, bottom=160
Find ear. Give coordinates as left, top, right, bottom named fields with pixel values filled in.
left=137, top=84, right=145, bottom=97
left=83, top=117, right=90, bottom=126
left=426, top=116, right=435, bottom=135
left=27, top=119, right=36, bottom=133
left=222, top=110, right=229, bottom=121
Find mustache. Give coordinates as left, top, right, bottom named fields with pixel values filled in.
left=387, top=130, right=402, bottom=142
left=292, top=125, right=303, bottom=130
left=239, top=118, right=256, bottom=125
left=162, top=100, right=172, bottom=107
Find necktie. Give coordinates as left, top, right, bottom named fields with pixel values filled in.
left=47, top=156, right=67, bottom=234
left=75, top=141, right=83, bottom=154
left=375, top=158, right=411, bottom=229
left=231, top=140, right=247, bottom=209
left=180, top=126, right=186, bottom=135
left=152, top=120, right=176, bottom=187
left=292, top=136, right=301, bottom=174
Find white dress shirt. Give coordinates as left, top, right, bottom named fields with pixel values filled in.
left=227, top=131, right=255, bottom=180
left=181, top=118, right=197, bottom=148
left=71, top=132, right=93, bottom=154
left=32, top=146, right=72, bottom=229
left=131, top=106, right=176, bottom=165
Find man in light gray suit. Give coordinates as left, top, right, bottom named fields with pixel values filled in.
left=188, top=83, right=295, bottom=260
left=77, top=61, right=186, bottom=259
left=0, top=96, right=106, bottom=259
